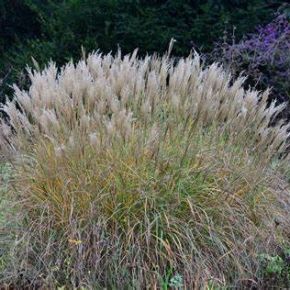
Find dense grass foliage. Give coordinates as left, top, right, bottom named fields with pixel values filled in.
left=1, top=1, right=290, bottom=287
left=1, top=48, right=290, bottom=288
left=0, top=0, right=285, bottom=102
left=0, top=163, right=13, bottom=276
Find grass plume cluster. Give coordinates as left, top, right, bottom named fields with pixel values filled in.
left=1, top=47, right=290, bottom=288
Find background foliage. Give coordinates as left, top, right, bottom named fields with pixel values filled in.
left=211, top=12, right=290, bottom=119
left=0, top=0, right=286, bottom=102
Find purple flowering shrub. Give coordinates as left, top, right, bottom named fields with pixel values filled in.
left=213, top=14, right=290, bottom=115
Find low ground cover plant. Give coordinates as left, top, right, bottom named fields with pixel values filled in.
left=258, top=248, right=290, bottom=286
left=1, top=47, right=290, bottom=288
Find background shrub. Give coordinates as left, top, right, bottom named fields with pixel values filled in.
left=0, top=0, right=286, bottom=102
left=212, top=13, right=290, bottom=119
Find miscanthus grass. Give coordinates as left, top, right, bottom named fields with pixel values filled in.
left=1, top=45, right=290, bottom=288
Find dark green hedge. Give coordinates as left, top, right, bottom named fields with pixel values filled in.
left=0, top=0, right=285, bottom=101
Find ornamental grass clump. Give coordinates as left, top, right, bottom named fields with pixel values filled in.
left=1, top=47, right=290, bottom=288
